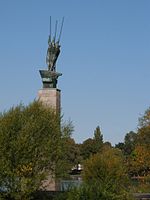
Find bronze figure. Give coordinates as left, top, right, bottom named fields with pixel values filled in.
left=46, top=17, right=64, bottom=72
left=39, top=17, right=64, bottom=88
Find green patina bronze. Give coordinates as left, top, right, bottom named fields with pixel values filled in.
left=39, top=70, right=62, bottom=88
left=39, top=17, right=64, bottom=88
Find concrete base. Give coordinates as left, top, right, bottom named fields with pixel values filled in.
left=40, top=174, right=58, bottom=191
left=38, top=88, right=61, bottom=113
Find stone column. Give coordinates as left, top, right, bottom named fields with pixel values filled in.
left=38, top=70, right=62, bottom=113
left=38, top=88, right=61, bottom=113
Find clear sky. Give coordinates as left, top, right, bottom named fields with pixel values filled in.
left=0, top=0, right=150, bottom=145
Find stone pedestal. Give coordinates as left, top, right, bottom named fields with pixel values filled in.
left=39, top=70, right=62, bottom=89
left=38, top=88, right=61, bottom=113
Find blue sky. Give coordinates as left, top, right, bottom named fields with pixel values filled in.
left=0, top=0, right=150, bottom=145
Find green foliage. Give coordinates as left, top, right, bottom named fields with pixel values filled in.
left=115, top=131, right=137, bottom=156
left=80, top=126, right=103, bottom=160
left=116, top=107, right=150, bottom=192
left=0, top=101, right=61, bottom=199
left=55, top=121, right=81, bottom=178
left=80, top=138, right=96, bottom=160
left=56, top=138, right=81, bottom=178
left=55, top=182, right=133, bottom=200
left=82, top=148, right=132, bottom=200
left=93, top=126, right=103, bottom=152
left=125, top=108, right=150, bottom=178
left=94, top=126, right=103, bottom=142
left=131, top=175, right=150, bottom=193
left=127, top=145, right=150, bottom=177
left=115, top=142, right=125, bottom=151
left=137, top=127, right=150, bottom=148
left=55, top=147, right=133, bottom=200
left=124, top=131, right=137, bottom=155
left=138, top=107, right=150, bottom=128
left=61, top=120, right=74, bottom=138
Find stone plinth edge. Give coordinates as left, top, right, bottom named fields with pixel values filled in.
left=37, top=88, right=61, bottom=114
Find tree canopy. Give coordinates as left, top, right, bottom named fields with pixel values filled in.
left=82, top=147, right=132, bottom=199
left=56, top=147, right=133, bottom=200
left=80, top=126, right=103, bottom=160
left=0, top=101, right=61, bottom=199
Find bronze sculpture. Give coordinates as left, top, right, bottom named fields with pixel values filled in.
left=46, top=17, right=64, bottom=72
left=39, top=17, right=64, bottom=88
left=46, top=40, right=60, bottom=72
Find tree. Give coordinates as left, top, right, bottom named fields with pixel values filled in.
left=136, top=107, right=150, bottom=148
left=121, top=131, right=137, bottom=156
left=56, top=148, right=133, bottom=200
left=55, top=181, right=133, bottom=200
left=124, top=107, right=150, bottom=183
left=0, top=101, right=61, bottom=199
left=80, top=138, right=96, bottom=160
left=138, top=107, right=150, bottom=151
left=138, top=107, right=150, bottom=128
left=127, top=145, right=150, bottom=177
left=56, top=138, right=81, bottom=178
left=93, top=126, right=103, bottom=152
left=115, top=142, right=125, bottom=152
left=103, top=141, right=112, bottom=148
left=80, top=126, right=103, bottom=160
left=82, top=148, right=132, bottom=200
left=115, top=131, right=137, bottom=156
left=124, top=131, right=137, bottom=155
left=56, top=121, right=81, bottom=178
